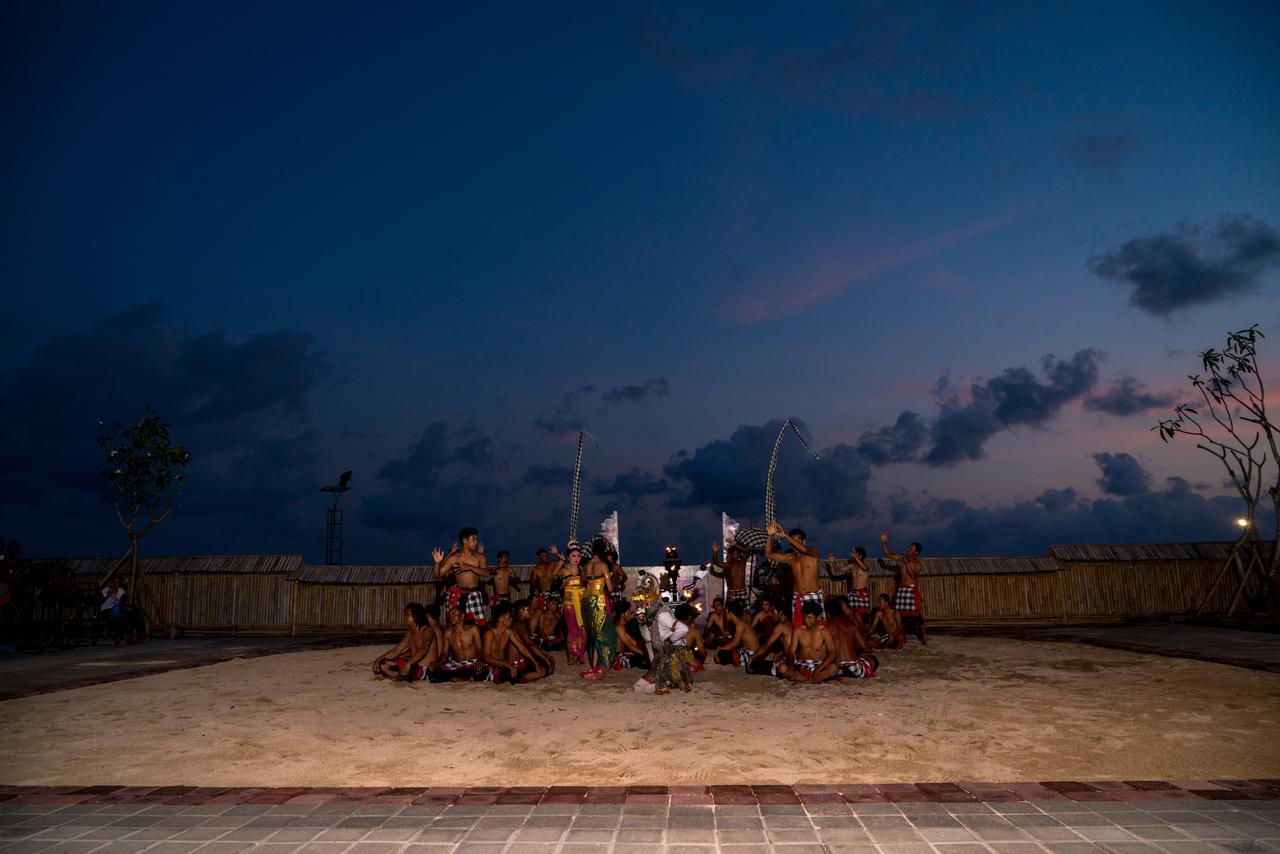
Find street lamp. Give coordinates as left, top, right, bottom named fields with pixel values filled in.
left=1236, top=518, right=1250, bottom=528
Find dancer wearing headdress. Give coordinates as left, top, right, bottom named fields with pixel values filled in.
left=550, top=542, right=587, bottom=665
left=581, top=534, right=619, bottom=680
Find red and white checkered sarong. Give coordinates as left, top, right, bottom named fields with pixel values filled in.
left=447, top=586, right=489, bottom=626
left=791, top=590, right=825, bottom=627
left=726, top=588, right=750, bottom=606
left=850, top=587, right=871, bottom=613
left=894, top=585, right=922, bottom=617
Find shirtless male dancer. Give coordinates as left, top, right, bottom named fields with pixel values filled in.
left=529, top=548, right=559, bottom=611
left=512, top=600, right=557, bottom=675
left=613, top=602, right=649, bottom=669
left=482, top=602, right=546, bottom=683
left=372, top=602, right=436, bottom=682
left=777, top=602, right=836, bottom=683
left=433, top=527, right=490, bottom=627
left=714, top=600, right=761, bottom=668
left=881, top=531, right=927, bottom=645
left=819, top=596, right=878, bottom=680
left=429, top=605, right=487, bottom=681
left=766, top=521, right=823, bottom=626
left=751, top=596, right=782, bottom=637
left=827, top=546, right=872, bottom=622
left=490, top=551, right=520, bottom=606
left=869, top=593, right=906, bottom=650
left=709, top=542, right=750, bottom=608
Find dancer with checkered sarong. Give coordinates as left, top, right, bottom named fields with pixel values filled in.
left=428, top=604, right=489, bottom=682
left=826, top=546, right=872, bottom=622
left=775, top=602, right=835, bottom=682
left=869, top=593, right=906, bottom=650
left=709, top=541, right=750, bottom=609
left=880, top=531, right=927, bottom=645
left=432, top=527, right=491, bottom=627
left=713, top=600, right=761, bottom=667
left=765, top=521, right=824, bottom=626
left=822, top=597, right=877, bottom=680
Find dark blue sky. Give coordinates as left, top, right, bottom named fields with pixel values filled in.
left=3, top=2, right=1278, bottom=564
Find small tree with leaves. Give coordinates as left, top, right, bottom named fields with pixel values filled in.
left=98, top=408, right=191, bottom=618
left=1155, top=324, right=1278, bottom=612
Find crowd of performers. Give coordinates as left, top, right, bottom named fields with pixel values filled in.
left=371, top=522, right=929, bottom=693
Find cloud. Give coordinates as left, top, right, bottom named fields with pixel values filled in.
left=376, top=423, right=493, bottom=489
left=535, top=378, right=674, bottom=435
left=925, top=349, right=1102, bottom=466
left=1062, top=134, right=1135, bottom=173
left=664, top=419, right=872, bottom=523
left=592, top=467, right=670, bottom=510
left=857, top=410, right=929, bottom=465
left=1084, top=376, right=1178, bottom=416
left=1091, top=452, right=1152, bottom=496
left=0, top=305, right=331, bottom=536
left=362, top=478, right=504, bottom=532
left=533, top=385, right=597, bottom=436
left=522, top=463, right=572, bottom=491
left=1089, top=214, right=1280, bottom=316
left=603, top=378, right=671, bottom=405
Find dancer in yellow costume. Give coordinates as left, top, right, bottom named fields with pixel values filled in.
left=551, top=542, right=587, bottom=666
left=581, top=535, right=619, bottom=680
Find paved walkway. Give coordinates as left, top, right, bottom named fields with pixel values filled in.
left=946, top=624, right=1280, bottom=673
left=0, top=636, right=381, bottom=701
left=1, top=783, right=1278, bottom=854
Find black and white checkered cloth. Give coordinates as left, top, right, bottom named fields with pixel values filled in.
left=447, top=586, right=489, bottom=626
left=894, top=585, right=921, bottom=616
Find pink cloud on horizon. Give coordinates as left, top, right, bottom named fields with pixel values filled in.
left=723, top=209, right=1028, bottom=324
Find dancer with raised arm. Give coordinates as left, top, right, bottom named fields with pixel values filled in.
left=433, top=527, right=490, bottom=627
left=709, top=542, right=750, bottom=607
left=765, top=520, right=823, bottom=626
left=827, top=546, right=872, bottom=623
left=881, top=531, right=927, bottom=645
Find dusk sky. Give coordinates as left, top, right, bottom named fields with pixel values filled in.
left=3, top=2, right=1278, bottom=565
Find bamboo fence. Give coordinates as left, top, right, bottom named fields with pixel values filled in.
left=53, top=541, right=1244, bottom=635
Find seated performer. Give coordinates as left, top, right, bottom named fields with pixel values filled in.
left=490, top=550, right=520, bottom=606
left=820, top=596, right=878, bottom=680
left=512, top=599, right=557, bottom=676
left=482, top=602, right=546, bottom=683
left=752, top=615, right=793, bottom=673
left=751, top=595, right=782, bottom=637
left=869, top=593, right=906, bottom=650
left=765, top=521, right=823, bottom=626
left=371, top=602, right=437, bottom=682
left=703, top=597, right=731, bottom=649
left=533, top=594, right=564, bottom=650
left=709, top=542, right=750, bottom=607
left=715, top=600, right=761, bottom=668
left=776, top=602, right=836, bottom=683
left=881, top=531, right=927, bottom=645
left=613, top=602, right=650, bottom=669
left=674, top=603, right=706, bottom=669
left=827, top=546, right=872, bottom=623
left=433, top=527, right=490, bottom=627
left=428, top=605, right=488, bottom=682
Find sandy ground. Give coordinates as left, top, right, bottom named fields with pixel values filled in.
left=2, top=636, right=1278, bottom=787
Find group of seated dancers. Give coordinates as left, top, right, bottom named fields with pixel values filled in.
left=371, top=521, right=929, bottom=688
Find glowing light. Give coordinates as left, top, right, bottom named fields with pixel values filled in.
left=1236, top=518, right=1250, bottom=527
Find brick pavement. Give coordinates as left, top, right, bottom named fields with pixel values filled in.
left=1, top=783, right=1277, bottom=854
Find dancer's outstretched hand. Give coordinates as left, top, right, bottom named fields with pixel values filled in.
left=711, top=542, right=719, bottom=554
left=432, top=547, right=444, bottom=563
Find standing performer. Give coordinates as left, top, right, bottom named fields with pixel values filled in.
left=550, top=542, right=587, bottom=665
left=432, top=527, right=490, bottom=627
left=765, top=521, right=823, bottom=626
left=581, top=535, right=619, bottom=680
left=826, top=546, right=872, bottom=623
left=709, top=542, right=750, bottom=607
left=880, top=532, right=927, bottom=645
left=529, top=548, right=560, bottom=610
left=490, top=550, right=520, bottom=606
